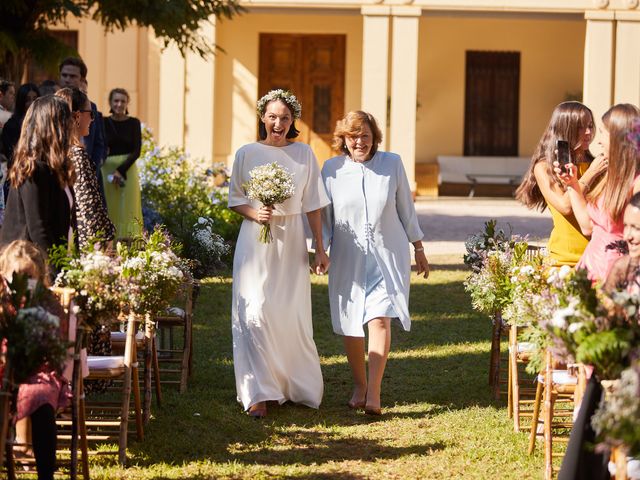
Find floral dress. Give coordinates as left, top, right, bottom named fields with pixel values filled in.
left=69, top=144, right=115, bottom=247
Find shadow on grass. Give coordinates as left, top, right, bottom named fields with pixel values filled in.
left=122, top=274, right=497, bottom=470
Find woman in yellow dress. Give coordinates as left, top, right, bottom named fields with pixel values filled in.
left=102, top=88, right=143, bottom=239
left=516, top=102, right=606, bottom=265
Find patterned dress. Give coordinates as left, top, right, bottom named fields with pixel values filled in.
left=69, top=144, right=115, bottom=247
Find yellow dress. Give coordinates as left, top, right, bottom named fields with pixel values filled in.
left=547, top=162, right=590, bottom=266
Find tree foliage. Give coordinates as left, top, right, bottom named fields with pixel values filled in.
left=0, top=0, right=243, bottom=81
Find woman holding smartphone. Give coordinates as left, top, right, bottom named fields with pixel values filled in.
left=556, top=103, right=640, bottom=281
left=516, top=102, right=606, bottom=266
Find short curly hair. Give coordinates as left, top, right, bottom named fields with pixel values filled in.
left=332, top=111, right=383, bottom=158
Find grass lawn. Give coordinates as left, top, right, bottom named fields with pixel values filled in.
left=83, top=254, right=544, bottom=479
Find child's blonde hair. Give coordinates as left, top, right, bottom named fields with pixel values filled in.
left=0, top=240, right=49, bottom=286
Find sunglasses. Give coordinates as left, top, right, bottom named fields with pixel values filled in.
left=76, top=109, right=95, bottom=120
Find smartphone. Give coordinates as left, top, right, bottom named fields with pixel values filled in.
left=556, top=140, right=571, bottom=173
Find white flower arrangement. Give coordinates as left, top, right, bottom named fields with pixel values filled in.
left=119, top=227, right=188, bottom=315
left=243, top=162, right=295, bottom=243
left=256, top=89, right=302, bottom=119
left=54, top=246, right=123, bottom=328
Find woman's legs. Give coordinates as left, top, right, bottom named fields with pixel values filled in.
left=365, top=317, right=391, bottom=411
left=15, top=417, right=32, bottom=454
left=343, top=336, right=367, bottom=406
left=30, top=404, right=57, bottom=480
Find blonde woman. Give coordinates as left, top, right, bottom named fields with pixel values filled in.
left=321, top=111, right=429, bottom=415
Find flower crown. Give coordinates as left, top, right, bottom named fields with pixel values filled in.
left=256, top=89, right=302, bottom=119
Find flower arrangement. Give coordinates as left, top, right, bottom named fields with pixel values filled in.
left=53, top=244, right=123, bottom=329
left=591, top=361, right=640, bottom=457
left=0, top=275, right=68, bottom=383
left=243, top=161, right=295, bottom=243
left=464, top=231, right=529, bottom=317
left=537, top=268, right=640, bottom=380
left=463, top=219, right=513, bottom=273
left=139, top=125, right=239, bottom=275
left=502, top=254, right=553, bottom=327
left=119, top=227, right=188, bottom=316
left=256, top=89, right=302, bottom=119
left=190, top=217, right=231, bottom=277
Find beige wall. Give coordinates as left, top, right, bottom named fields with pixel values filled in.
left=214, top=11, right=363, bottom=165
left=416, top=14, right=586, bottom=165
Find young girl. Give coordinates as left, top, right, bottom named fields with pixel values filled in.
left=516, top=102, right=606, bottom=266
left=558, top=103, right=640, bottom=281
left=0, top=240, right=70, bottom=480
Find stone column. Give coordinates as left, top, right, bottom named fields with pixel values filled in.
left=583, top=11, right=615, bottom=127
left=361, top=6, right=390, bottom=149
left=389, top=6, right=421, bottom=190
left=158, top=44, right=185, bottom=148
left=614, top=10, right=640, bottom=106
left=185, top=19, right=216, bottom=163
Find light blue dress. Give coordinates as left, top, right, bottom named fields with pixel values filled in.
left=321, top=151, right=424, bottom=337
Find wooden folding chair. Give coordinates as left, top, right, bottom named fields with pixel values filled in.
left=3, top=287, right=90, bottom=479
left=110, top=314, right=162, bottom=424
left=155, top=280, right=194, bottom=393
left=83, top=312, right=144, bottom=466
left=507, top=324, right=538, bottom=432
left=528, top=350, right=578, bottom=480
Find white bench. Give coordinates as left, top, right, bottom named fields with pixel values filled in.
left=437, top=156, right=530, bottom=197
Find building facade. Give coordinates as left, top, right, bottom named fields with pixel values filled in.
left=52, top=0, right=640, bottom=195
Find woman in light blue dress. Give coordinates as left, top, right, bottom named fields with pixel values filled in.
left=321, top=111, right=429, bottom=415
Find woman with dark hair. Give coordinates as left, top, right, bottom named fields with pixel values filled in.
left=0, top=95, right=76, bottom=254
left=516, top=102, right=606, bottom=266
left=102, top=87, right=143, bottom=239
left=228, top=89, right=330, bottom=418
left=558, top=103, right=640, bottom=281
left=321, top=110, right=429, bottom=415
left=1, top=83, right=40, bottom=168
left=55, top=87, right=115, bottom=248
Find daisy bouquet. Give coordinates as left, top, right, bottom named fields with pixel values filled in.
left=243, top=161, right=295, bottom=243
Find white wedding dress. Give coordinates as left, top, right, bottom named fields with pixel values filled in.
left=228, top=142, right=330, bottom=410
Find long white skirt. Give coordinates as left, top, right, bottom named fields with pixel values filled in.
left=231, top=214, right=323, bottom=410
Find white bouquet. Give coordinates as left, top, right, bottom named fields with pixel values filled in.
left=243, top=162, right=295, bottom=243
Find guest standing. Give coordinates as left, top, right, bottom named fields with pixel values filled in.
left=321, top=111, right=429, bottom=415
left=558, top=103, right=640, bottom=281
left=0, top=79, right=15, bottom=129
left=516, top=102, right=606, bottom=266
left=1, top=83, right=40, bottom=169
left=59, top=57, right=107, bottom=200
left=55, top=88, right=115, bottom=247
left=228, top=89, right=330, bottom=418
left=102, top=88, right=143, bottom=238
left=0, top=95, right=76, bottom=254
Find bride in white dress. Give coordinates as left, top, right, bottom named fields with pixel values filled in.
left=228, top=90, right=330, bottom=418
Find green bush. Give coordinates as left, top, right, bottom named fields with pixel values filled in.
left=139, top=126, right=241, bottom=277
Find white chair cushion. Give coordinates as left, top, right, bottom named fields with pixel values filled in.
left=518, top=342, right=536, bottom=353
left=167, top=307, right=186, bottom=318
left=87, top=356, right=124, bottom=370
left=110, top=331, right=145, bottom=343
left=536, top=370, right=578, bottom=385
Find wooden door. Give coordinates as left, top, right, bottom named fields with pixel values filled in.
left=464, top=51, right=520, bottom=156
left=259, top=34, right=345, bottom=163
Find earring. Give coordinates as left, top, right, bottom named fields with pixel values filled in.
left=75, top=121, right=80, bottom=128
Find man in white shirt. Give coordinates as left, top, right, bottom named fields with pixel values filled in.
left=0, top=79, right=15, bottom=130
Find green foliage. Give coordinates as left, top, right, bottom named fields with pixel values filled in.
left=0, top=0, right=243, bottom=81
left=0, top=274, right=69, bottom=383
left=139, top=127, right=240, bottom=277
left=574, top=329, right=634, bottom=380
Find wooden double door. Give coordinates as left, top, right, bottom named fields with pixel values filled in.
left=258, top=33, right=346, bottom=163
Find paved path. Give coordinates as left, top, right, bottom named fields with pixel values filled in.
left=415, top=197, right=552, bottom=255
